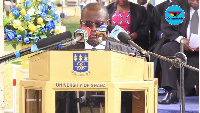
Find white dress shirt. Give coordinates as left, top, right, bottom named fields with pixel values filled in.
left=84, top=41, right=106, bottom=49
left=175, top=7, right=199, bottom=43
left=141, top=2, right=148, bottom=8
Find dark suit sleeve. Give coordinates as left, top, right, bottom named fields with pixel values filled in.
left=134, top=8, right=149, bottom=47
left=150, top=5, right=164, bottom=42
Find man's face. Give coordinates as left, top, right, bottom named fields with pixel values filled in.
left=137, top=0, right=147, bottom=5
left=188, top=0, right=199, bottom=9
left=116, top=0, right=129, bottom=6
left=81, top=9, right=108, bottom=47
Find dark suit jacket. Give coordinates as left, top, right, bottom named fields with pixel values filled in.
left=150, top=0, right=171, bottom=46
left=146, top=3, right=155, bottom=46
left=147, top=3, right=154, bottom=14
left=106, top=2, right=149, bottom=50
left=161, top=0, right=190, bottom=41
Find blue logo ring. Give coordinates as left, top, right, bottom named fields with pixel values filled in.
left=165, top=5, right=185, bottom=25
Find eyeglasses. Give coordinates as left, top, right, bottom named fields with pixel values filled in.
left=81, top=20, right=106, bottom=28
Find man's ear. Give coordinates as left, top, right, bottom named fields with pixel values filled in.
left=80, top=19, right=83, bottom=27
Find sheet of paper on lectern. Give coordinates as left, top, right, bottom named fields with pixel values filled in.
left=189, top=33, right=199, bottom=48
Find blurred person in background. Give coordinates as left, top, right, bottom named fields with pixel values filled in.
left=158, top=0, right=199, bottom=104
left=107, top=0, right=150, bottom=50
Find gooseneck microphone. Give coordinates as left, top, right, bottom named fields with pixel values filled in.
left=97, top=24, right=121, bottom=43
left=106, top=24, right=147, bottom=56
left=107, top=24, right=127, bottom=41
left=61, top=27, right=91, bottom=47
left=0, top=31, right=72, bottom=63
left=107, top=24, right=115, bottom=33
left=117, top=32, right=149, bottom=57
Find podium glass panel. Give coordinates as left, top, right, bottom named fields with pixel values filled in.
left=25, top=89, right=42, bottom=113
left=121, top=91, right=145, bottom=113
left=55, top=91, right=105, bottom=113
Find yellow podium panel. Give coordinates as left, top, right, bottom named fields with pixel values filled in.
left=20, top=50, right=157, bottom=113
left=20, top=79, right=158, bottom=113
left=29, top=51, right=154, bottom=82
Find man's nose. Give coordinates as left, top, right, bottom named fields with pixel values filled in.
left=90, top=24, right=97, bottom=31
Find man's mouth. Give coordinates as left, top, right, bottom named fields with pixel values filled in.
left=86, top=36, right=101, bottom=47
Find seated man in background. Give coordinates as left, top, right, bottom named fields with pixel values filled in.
left=158, top=0, right=199, bottom=104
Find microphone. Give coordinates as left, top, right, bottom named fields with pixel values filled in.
left=107, top=24, right=128, bottom=41
left=74, top=27, right=91, bottom=42
left=95, top=24, right=129, bottom=45
left=118, top=32, right=149, bottom=57
left=0, top=31, right=72, bottom=63
left=61, top=27, right=91, bottom=47
left=97, top=25, right=107, bottom=41
left=107, top=24, right=148, bottom=57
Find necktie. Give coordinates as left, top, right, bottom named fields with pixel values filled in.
left=190, top=10, right=199, bottom=35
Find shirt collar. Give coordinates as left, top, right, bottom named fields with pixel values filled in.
left=190, top=7, right=199, bottom=20
left=85, top=41, right=106, bottom=49
left=141, top=2, right=148, bottom=8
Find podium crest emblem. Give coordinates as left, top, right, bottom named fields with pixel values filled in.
left=73, top=53, right=88, bottom=72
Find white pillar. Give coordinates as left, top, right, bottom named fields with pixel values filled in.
left=0, top=0, right=5, bottom=112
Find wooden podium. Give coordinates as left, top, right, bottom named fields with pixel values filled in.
left=20, top=51, right=158, bottom=113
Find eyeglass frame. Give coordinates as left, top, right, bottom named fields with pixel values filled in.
left=188, top=0, right=199, bottom=2
left=80, top=20, right=107, bottom=28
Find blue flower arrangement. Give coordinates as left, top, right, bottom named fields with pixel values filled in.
left=4, top=0, right=64, bottom=49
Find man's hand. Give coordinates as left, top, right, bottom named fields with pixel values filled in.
left=129, top=32, right=138, bottom=40
left=181, top=38, right=194, bottom=51
left=194, top=46, right=199, bottom=52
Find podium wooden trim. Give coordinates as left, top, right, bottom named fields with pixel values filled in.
left=20, top=51, right=158, bottom=113
left=29, top=51, right=154, bottom=82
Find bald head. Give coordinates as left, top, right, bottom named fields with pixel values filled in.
left=80, top=3, right=109, bottom=47
left=81, top=3, right=109, bottom=20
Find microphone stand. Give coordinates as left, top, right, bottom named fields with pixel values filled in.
left=179, top=40, right=186, bottom=113
left=127, top=40, right=198, bottom=113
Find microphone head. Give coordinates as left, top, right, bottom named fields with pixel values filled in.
left=36, top=31, right=72, bottom=49
left=107, top=24, right=115, bottom=33
left=74, top=27, right=91, bottom=42
left=97, top=24, right=107, bottom=41
left=117, top=32, right=131, bottom=44
left=97, top=24, right=108, bottom=32
left=80, top=27, right=91, bottom=37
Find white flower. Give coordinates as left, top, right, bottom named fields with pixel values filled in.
left=55, top=26, right=66, bottom=33
left=13, top=20, right=21, bottom=29
left=27, top=7, right=35, bottom=16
